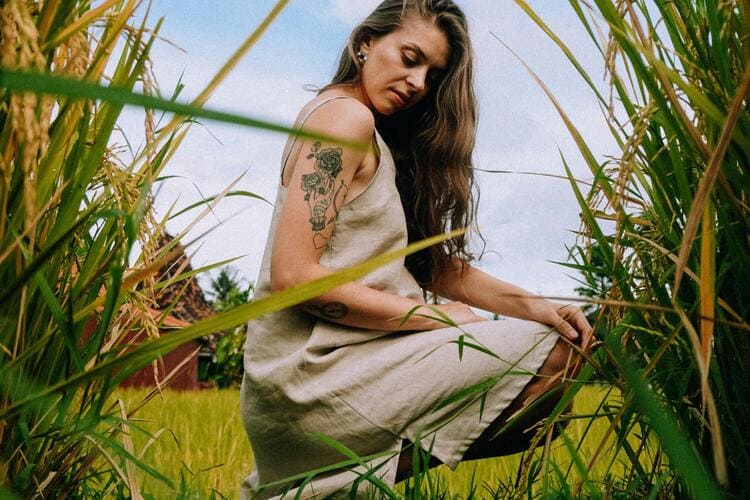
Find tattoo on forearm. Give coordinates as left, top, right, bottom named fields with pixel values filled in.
left=301, top=141, right=348, bottom=249
left=308, top=301, right=349, bottom=319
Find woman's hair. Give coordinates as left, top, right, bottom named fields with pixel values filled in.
left=323, top=0, right=482, bottom=292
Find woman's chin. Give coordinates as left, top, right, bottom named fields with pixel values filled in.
left=374, top=102, right=402, bottom=116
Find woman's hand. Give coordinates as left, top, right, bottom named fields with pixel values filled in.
left=426, top=301, right=487, bottom=329
left=536, top=301, right=594, bottom=348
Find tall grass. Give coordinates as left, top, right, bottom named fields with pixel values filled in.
left=114, top=386, right=642, bottom=498
left=0, top=1, right=174, bottom=495
left=515, top=0, right=750, bottom=497
left=115, top=388, right=253, bottom=497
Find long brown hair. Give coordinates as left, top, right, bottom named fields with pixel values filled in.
left=324, top=0, right=482, bottom=291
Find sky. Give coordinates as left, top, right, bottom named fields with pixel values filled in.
left=117, top=0, right=616, bottom=300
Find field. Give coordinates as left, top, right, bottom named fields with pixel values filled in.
left=3, top=0, right=747, bottom=497
left=116, top=384, right=644, bottom=498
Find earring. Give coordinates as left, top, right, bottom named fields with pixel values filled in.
left=357, top=49, right=368, bottom=63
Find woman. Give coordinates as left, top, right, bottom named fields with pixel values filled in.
left=241, top=1, right=593, bottom=497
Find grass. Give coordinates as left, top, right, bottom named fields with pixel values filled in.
left=116, top=389, right=253, bottom=498
left=5, top=0, right=747, bottom=497
left=514, top=0, right=750, bottom=496
left=115, top=384, right=649, bottom=498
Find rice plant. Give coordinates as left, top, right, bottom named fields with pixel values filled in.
left=516, top=0, right=750, bottom=497
left=0, top=1, right=176, bottom=495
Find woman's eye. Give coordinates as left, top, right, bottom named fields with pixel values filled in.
left=401, top=54, right=417, bottom=66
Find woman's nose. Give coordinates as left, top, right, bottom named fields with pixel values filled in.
left=406, top=68, right=427, bottom=92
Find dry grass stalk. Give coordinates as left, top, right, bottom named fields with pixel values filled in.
left=603, top=0, right=630, bottom=114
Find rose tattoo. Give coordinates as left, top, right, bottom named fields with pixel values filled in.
left=300, top=142, right=348, bottom=248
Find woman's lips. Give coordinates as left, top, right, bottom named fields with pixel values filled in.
left=390, top=89, right=406, bottom=106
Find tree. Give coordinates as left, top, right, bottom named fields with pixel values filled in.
left=207, top=267, right=254, bottom=312
left=200, top=267, right=254, bottom=387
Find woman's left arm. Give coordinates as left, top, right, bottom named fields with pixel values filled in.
left=428, top=257, right=594, bottom=345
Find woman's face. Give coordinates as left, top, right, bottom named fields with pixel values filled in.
left=360, top=16, right=451, bottom=115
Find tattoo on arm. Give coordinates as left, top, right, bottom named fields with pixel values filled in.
left=300, top=142, right=348, bottom=249
left=308, top=301, right=349, bottom=320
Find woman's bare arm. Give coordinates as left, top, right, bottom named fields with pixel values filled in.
left=270, top=98, right=482, bottom=331
left=429, top=257, right=593, bottom=343
left=429, top=258, right=546, bottom=320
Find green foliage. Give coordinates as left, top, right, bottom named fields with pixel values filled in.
left=199, top=267, right=253, bottom=388
left=114, top=386, right=645, bottom=498
left=0, top=1, right=178, bottom=495
left=205, top=330, right=246, bottom=388
left=114, top=388, right=252, bottom=497
left=570, top=242, right=614, bottom=321
left=207, top=267, right=254, bottom=313
left=518, top=0, right=750, bottom=497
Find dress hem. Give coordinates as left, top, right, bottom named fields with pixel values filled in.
left=401, top=329, right=559, bottom=471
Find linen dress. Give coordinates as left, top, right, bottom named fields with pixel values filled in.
left=240, top=96, right=559, bottom=499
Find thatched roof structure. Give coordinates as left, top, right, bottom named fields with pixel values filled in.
left=153, top=232, right=213, bottom=325
left=122, top=232, right=214, bottom=390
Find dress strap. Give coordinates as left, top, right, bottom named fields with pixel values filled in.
left=279, top=95, right=362, bottom=182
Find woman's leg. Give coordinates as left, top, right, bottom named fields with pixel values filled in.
left=395, top=337, right=580, bottom=480
left=462, top=336, right=580, bottom=459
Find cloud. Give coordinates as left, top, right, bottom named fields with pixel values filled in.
left=121, top=0, right=618, bottom=298
left=327, top=0, right=381, bottom=26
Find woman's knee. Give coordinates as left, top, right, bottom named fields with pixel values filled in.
left=540, top=337, right=580, bottom=378
left=519, top=338, right=579, bottom=404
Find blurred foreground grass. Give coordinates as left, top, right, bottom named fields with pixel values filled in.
left=116, top=384, right=644, bottom=498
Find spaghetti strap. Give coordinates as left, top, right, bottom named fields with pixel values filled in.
left=279, top=95, right=363, bottom=183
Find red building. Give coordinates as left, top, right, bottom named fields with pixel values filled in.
left=121, top=234, right=214, bottom=391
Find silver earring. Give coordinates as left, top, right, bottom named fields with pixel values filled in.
left=357, top=50, right=368, bottom=63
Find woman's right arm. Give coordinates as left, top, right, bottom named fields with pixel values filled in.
left=270, top=98, right=483, bottom=331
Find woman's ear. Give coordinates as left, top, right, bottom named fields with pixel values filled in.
left=359, top=34, right=373, bottom=52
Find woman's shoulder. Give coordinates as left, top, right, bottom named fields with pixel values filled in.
left=296, top=90, right=375, bottom=141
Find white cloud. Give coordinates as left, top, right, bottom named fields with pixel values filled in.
left=328, top=0, right=382, bottom=26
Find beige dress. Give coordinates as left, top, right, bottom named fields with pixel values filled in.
left=240, top=95, right=559, bottom=499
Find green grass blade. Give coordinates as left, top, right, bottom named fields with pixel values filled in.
left=0, top=229, right=464, bottom=419
left=167, top=190, right=272, bottom=220
left=0, top=70, right=368, bottom=151
left=604, top=332, right=723, bottom=499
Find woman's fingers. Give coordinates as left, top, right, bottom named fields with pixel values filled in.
left=580, top=320, right=595, bottom=349
left=571, top=310, right=591, bottom=333
left=571, top=310, right=595, bottom=349
left=554, top=319, right=579, bottom=341
left=555, top=304, right=595, bottom=347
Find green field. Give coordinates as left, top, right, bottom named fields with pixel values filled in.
left=4, top=1, right=746, bottom=497
left=116, top=384, right=647, bottom=498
